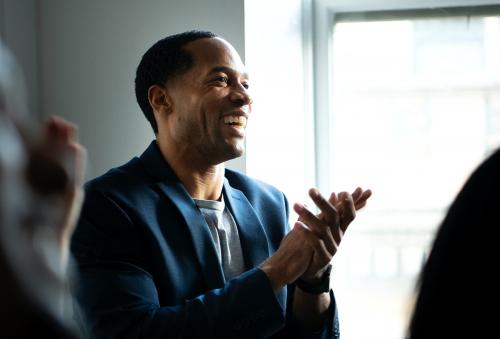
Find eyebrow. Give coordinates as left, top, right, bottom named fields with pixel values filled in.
left=207, top=66, right=249, bottom=79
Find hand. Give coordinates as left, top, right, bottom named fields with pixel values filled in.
left=260, top=222, right=316, bottom=291
left=26, top=116, right=86, bottom=264
left=295, top=187, right=372, bottom=283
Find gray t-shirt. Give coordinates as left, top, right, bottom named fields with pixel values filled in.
left=194, top=197, right=245, bottom=281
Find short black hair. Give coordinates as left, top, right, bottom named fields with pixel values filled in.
left=135, top=30, right=218, bottom=133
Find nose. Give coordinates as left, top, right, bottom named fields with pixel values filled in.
left=229, top=83, right=252, bottom=107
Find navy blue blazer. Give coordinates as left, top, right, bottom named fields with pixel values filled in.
left=71, top=141, right=339, bottom=338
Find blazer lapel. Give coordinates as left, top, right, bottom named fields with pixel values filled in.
left=139, top=142, right=225, bottom=290
left=223, top=179, right=271, bottom=270
left=159, top=182, right=226, bottom=290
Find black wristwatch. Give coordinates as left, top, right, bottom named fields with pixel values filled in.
left=295, top=264, right=332, bottom=294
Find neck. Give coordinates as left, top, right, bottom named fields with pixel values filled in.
left=156, top=138, right=225, bottom=201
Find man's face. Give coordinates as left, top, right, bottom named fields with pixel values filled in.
left=165, top=37, right=252, bottom=165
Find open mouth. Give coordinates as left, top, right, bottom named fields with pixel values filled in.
left=223, top=115, right=247, bottom=128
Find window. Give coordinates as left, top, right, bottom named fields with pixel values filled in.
left=327, top=6, right=500, bottom=339
left=245, top=2, right=500, bottom=337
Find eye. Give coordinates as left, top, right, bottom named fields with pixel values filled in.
left=214, top=76, right=228, bottom=84
left=242, top=82, right=249, bottom=90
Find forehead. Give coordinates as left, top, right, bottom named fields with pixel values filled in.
left=184, top=37, right=247, bottom=77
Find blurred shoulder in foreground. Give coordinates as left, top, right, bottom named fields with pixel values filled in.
left=0, top=40, right=86, bottom=338
left=408, top=148, right=500, bottom=338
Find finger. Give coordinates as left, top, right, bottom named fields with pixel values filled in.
left=317, top=192, right=337, bottom=220
left=44, top=116, right=78, bottom=144
left=355, top=200, right=367, bottom=210
left=336, top=191, right=348, bottom=215
left=293, top=203, right=337, bottom=255
left=354, top=189, right=372, bottom=210
left=297, top=203, right=310, bottom=223
left=308, top=188, right=339, bottom=226
left=308, top=188, right=343, bottom=244
left=340, top=193, right=356, bottom=232
left=351, top=187, right=362, bottom=202
left=328, top=192, right=338, bottom=206
left=293, top=220, right=309, bottom=232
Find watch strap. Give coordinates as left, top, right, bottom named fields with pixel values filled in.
left=295, top=264, right=332, bottom=294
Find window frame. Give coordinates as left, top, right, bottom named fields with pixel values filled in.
left=311, top=0, right=500, bottom=192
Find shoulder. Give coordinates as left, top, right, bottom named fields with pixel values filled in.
left=224, top=168, right=290, bottom=225
left=224, top=168, right=286, bottom=203
left=80, top=156, right=159, bottom=221
left=83, top=155, right=161, bottom=212
left=85, top=157, right=147, bottom=194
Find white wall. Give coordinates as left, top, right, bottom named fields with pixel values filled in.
left=38, top=0, right=246, bottom=178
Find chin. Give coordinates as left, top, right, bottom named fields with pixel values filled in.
left=227, top=150, right=244, bottom=161
left=221, top=145, right=245, bottom=162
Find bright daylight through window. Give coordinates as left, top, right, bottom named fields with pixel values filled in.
left=329, top=10, right=500, bottom=339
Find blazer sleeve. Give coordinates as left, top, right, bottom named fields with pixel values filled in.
left=71, top=191, right=287, bottom=339
left=268, top=193, right=340, bottom=339
left=270, top=287, right=340, bottom=339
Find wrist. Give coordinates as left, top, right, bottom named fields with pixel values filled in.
left=260, top=263, right=286, bottom=291
left=296, top=264, right=332, bottom=295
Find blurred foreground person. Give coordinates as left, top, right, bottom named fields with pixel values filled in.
left=0, top=41, right=86, bottom=338
left=408, top=148, right=500, bottom=338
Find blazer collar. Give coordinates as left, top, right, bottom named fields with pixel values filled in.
left=223, top=180, right=271, bottom=270
left=139, top=141, right=225, bottom=289
left=139, top=141, right=177, bottom=182
left=139, top=141, right=271, bottom=285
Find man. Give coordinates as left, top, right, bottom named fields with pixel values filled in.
left=71, top=30, right=371, bottom=338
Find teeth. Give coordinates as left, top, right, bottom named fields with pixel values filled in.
left=223, top=115, right=247, bottom=127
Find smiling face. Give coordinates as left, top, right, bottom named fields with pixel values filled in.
left=162, top=37, right=252, bottom=166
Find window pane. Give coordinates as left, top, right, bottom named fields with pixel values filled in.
left=330, top=14, right=500, bottom=339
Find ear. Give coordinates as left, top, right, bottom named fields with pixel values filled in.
left=148, top=85, right=173, bottom=116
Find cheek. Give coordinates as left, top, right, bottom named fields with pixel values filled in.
left=175, top=91, right=224, bottom=131
left=204, top=95, right=226, bottom=117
